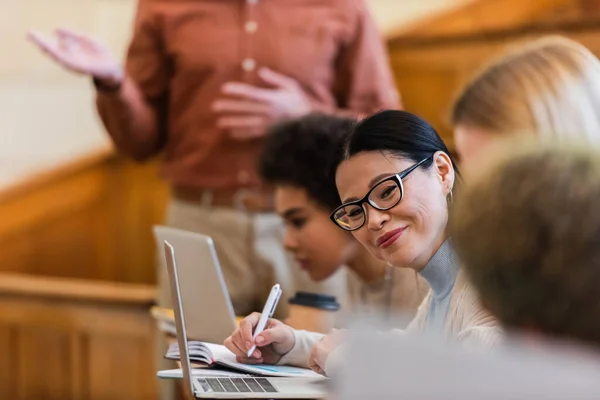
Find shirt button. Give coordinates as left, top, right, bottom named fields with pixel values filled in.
left=242, top=58, right=256, bottom=72
left=245, top=21, right=258, bottom=33
left=238, top=170, right=251, bottom=184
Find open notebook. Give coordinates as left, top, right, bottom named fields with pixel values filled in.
left=166, top=341, right=321, bottom=379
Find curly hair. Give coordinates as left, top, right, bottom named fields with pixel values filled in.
left=259, top=114, right=356, bottom=211
left=451, top=142, right=600, bottom=346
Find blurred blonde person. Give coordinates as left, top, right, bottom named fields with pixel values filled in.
left=452, top=35, right=600, bottom=165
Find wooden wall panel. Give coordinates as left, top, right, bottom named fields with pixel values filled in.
left=88, top=334, right=156, bottom=400
left=0, top=273, right=157, bottom=400
left=0, top=324, right=16, bottom=400
left=15, top=326, right=74, bottom=400
left=105, top=158, right=170, bottom=284
left=390, top=41, right=503, bottom=147
left=0, top=152, right=168, bottom=284
left=390, top=0, right=599, bottom=41
left=393, top=64, right=466, bottom=150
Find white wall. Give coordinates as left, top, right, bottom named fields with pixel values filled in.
left=0, top=0, right=465, bottom=188
left=0, top=0, right=136, bottom=188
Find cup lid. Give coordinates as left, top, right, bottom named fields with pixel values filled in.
left=288, top=291, right=340, bottom=311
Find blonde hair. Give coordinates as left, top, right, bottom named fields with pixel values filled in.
left=451, top=35, right=600, bottom=143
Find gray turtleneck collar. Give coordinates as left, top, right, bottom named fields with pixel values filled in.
left=418, top=240, right=461, bottom=332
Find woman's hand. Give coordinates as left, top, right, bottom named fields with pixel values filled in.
left=308, top=329, right=346, bottom=375
left=224, top=312, right=295, bottom=365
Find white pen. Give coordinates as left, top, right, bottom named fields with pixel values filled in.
left=247, top=283, right=282, bottom=358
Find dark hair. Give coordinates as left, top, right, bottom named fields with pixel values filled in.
left=451, top=144, right=600, bottom=346
left=333, top=110, right=459, bottom=176
left=259, top=114, right=356, bottom=211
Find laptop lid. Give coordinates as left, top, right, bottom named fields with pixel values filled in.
left=164, top=240, right=196, bottom=397
left=154, top=226, right=237, bottom=342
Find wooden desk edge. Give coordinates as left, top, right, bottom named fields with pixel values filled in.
left=0, top=272, right=156, bottom=306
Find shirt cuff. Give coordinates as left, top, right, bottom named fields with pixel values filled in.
left=323, top=343, right=345, bottom=377
left=277, top=330, right=324, bottom=368
left=93, top=76, right=122, bottom=93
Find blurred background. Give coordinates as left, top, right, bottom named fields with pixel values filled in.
left=2, top=0, right=600, bottom=399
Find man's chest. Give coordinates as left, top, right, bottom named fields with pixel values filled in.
left=158, top=0, right=352, bottom=85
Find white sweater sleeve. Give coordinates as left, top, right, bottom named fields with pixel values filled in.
left=456, top=325, right=504, bottom=348
left=277, top=330, right=324, bottom=368
left=322, top=295, right=432, bottom=377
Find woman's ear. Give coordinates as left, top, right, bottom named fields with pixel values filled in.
left=433, top=151, right=455, bottom=193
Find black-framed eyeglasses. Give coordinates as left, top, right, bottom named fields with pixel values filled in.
left=330, top=156, right=432, bottom=231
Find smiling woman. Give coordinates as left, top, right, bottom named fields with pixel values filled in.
left=332, top=110, right=457, bottom=271
left=224, top=111, right=502, bottom=376
left=300, top=110, right=502, bottom=373
left=258, top=113, right=427, bottom=320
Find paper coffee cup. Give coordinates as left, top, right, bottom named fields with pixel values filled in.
left=286, top=292, right=340, bottom=333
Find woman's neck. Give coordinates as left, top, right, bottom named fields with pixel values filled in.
left=346, top=245, right=388, bottom=283
left=412, top=232, right=448, bottom=272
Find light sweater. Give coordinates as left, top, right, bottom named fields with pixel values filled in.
left=277, top=241, right=503, bottom=373
left=340, top=265, right=429, bottom=329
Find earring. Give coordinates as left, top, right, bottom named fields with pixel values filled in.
left=446, top=188, right=453, bottom=204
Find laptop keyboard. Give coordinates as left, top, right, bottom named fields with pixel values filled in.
left=197, top=377, right=278, bottom=393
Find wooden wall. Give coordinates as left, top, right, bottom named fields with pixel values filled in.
left=0, top=272, right=158, bottom=400
left=0, top=151, right=168, bottom=284
left=390, top=0, right=574, bottom=39
left=0, top=152, right=168, bottom=400
left=389, top=40, right=505, bottom=150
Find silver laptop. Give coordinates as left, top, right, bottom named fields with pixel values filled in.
left=164, top=240, right=328, bottom=399
left=154, top=226, right=236, bottom=343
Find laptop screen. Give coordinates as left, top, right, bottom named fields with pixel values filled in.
left=164, top=240, right=195, bottom=396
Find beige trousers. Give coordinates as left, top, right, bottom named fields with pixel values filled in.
left=156, top=195, right=347, bottom=400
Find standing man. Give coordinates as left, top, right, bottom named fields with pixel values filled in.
left=28, top=0, right=400, bottom=318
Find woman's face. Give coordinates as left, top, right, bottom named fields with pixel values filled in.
left=275, top=185, right=353, bottom=281
left=335, top=151, right=454, bottom=270
left=454, top=124, right=499, bottom=168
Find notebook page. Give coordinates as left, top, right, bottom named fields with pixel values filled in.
left=217, top=359, right=325, bottom=378
left=165, top=341, right=213, bottom=364
left=201, top=342, right=238, bottom=362
left=200, top=342, right=325, bottom=378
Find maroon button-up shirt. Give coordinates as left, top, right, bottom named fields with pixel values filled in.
left=96, top=0, right=400, bottom=189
